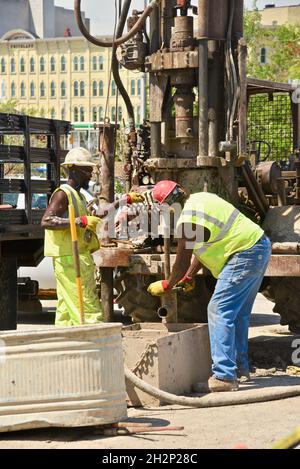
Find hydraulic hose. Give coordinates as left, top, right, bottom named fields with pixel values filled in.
left=112, top=0, right=135, bottom=129
left=74, top=0, right=161, bottom=48
left=125, top=366, right=300, bottom=408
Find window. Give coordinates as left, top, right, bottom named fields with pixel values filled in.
left=20, top=81, right=26, bottom=98
left=80, top=81, right=85, bottom=97
left=92, top=56, right=97, bottom=71
left=92, top=106, right=97, bottom=121
left=99, top=80, right=104, bottom=96
left=111, top=106, right=116, bottom=122
left=61, top=81, right=66, bottom=98
left=131, top=79, right=135, bottom=96
left=1, top=80, right=5, bottom=98
left=40, top=57, right=45, bottom=73
left=260, top=47, right=267, bottom=65
left=50, top=81, right=56, bottom=98
left=99, top=56, right=104, bottom=71
left=10, top=58, right=16, bottom=73
left=92, top=80, right=97, bottom=97
left=11, top=81, right=15, bottom=97
left=136, top=105, right=141, bottom=124
left=137, top=79, right=141, bottom=96
left=20, top=57, right=25, bottom=73
left=40, top=81, right=45, bottom=97
left=61, top=55, right=66, bottom=72
left=99, top=106, right=104, bottom=121
left=80, top=106, right=85, bottom=121
left=50, top=56, right=56, bottom=73
left=73, top=56, right=78, bottom=71
left=111, top=80, right=116, bottom=96
left=80, top=56, right=85, bottom=71
left=1, top=58, right=5, bottom=74
left=30, top=81, right=35, bottom=98
left=50, top=108, right=55, bottom=119
left=118, top=106, right=122, bottom=121
left=61, top=108, right=66, bottom=120
left=74, top=106, right=79, bottom=122
left=74, top=81, right=79, bottom=97
left=30, top=57, right=35, bottom=73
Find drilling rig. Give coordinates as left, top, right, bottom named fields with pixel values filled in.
left=75, top=0, right=300, bottom=333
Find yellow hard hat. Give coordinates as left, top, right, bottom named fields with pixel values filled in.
left=61, top=147, right=97, bottom=168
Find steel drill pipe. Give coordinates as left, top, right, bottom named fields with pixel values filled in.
left=74, top=0, right=161, bottom=48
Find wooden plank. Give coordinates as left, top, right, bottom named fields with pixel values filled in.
left=94, top=248, right=132, bottom=268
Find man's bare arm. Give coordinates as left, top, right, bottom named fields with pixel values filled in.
left=41, top=191, right=70, bottom=230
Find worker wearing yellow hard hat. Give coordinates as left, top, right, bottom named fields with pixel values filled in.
left=41, top=147, right=144, bottom=326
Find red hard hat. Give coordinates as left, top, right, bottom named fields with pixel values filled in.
left=152, top=180, right=178, bottom=204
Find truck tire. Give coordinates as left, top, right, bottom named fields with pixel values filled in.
left=0, top=257, right=18, bottom=330
left=261, top=277, right=300, bottom=333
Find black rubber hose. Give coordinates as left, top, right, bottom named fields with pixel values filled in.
left=74, top=0, right=160, bottom=48
left=112, top=0, right=135, bottom=129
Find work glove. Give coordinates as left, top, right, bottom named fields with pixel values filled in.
left=175, top=275, right=195, bottom=293
left=147, top=280, right=169, bottom=297
left=76, top=215, right=100, bottom=233
left=126, top=192, right=145, bottom=204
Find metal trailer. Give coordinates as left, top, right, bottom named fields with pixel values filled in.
left=75, top=0, right=300, bottom=332
left=0, top=113, right=70, bottom=330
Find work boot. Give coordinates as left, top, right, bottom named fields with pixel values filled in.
left=208, top=376, right=239, bottom=392
left=237, top=370, right=251, bottom=383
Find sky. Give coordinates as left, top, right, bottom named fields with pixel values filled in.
left=55, top=0, right=300, bottom=35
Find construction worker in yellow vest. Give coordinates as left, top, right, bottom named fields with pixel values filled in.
left=147, top=181, right=271, bottom=393
left=41, top=147, right=144, bottom=326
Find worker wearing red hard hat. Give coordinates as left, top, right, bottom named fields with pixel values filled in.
left=148, top=181, right=271, bottom=393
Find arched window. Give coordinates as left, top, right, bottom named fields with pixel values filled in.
left=99, top=106, right=104, bottom=121
left=80, top=81, right=85, bottom=97
left=50, top=108, right=55, bottom=119
left=40, top=81, right=45, bottom=97
left=50, top=56, right=56, bottom=72
left=10, top=58, right=16, bottom=73
left=92, top=106, right=97, bottom=121
left=131, top=79, right=135, bottom=96
left=11, top=81, right=16, bottom=97
left=137, top=79, right=141, bottom=96
left=20, top=57, right=25, bottom=73
left=99, top=56, right=104, bottom=71
left=80, top=56, right=85, bottom=71
left=20, top=81, right=25, bottom=97
left=260, top=47, right=267, bottom=65
left=92, top=80, right=97, bottom=97
left=30, top=57, right=35, bottom=73
left=61, top=81, right=66, bottom=98
left=1, top=80, right=5, bottom=98
left=111, top=106, right=116, bottom=122
left=118, top=106, right=122, bottom=121
left=61, top=108, right=66, bottom=120
left=80, top=106, right=85, bottom=121
left=61, top=55, right=66, bottom=72
left=74, top=106, right=79, bottom=122
left=92, top=56, right=97, bottom=71
left=111, top=80, right=116, bottom=96
left=1, top=58, right=6, bottom=74
left=30, top=81, right=35, bottom=98
left=40, top=57, right=45, bottom=73
left=50, top=81, right=56, bottom=98
left=73, top=56, right=78, bottom=71
left=74, top=81, right=79, bottom=97
left=99, top=80, right=104, bottom=96
left=136, top=105, right=141, bottom=124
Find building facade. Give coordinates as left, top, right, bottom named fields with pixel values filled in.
left=0, top=30, right=143, bottom=124
left=258, top=4, right=300, bottom=27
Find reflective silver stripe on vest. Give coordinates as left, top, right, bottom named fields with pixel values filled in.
left=195, top=208, right=240, bottom=257
left=181, top=210, right=224, bottom=230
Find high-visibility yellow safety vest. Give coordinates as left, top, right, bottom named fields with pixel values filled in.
left=44, top=184, right=100, bottom=257
left=176, top=192, right=264, bottom=278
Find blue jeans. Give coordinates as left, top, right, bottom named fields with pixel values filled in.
left=207, top=234, right=272, bottom=380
